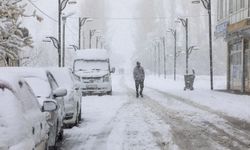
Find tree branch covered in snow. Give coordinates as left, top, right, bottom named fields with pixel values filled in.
left=0, top=0, right=41, bottom=65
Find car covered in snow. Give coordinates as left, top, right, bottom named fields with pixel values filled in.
left=1, top=67, right=67, bottom=149
left=0, top=73, right=57, bottom=150
left=73, top=49, right=115, bottom=96
left=49, top=68, right=82, bottom=127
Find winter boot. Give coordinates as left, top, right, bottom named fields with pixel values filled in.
left=136, top=92, right=139, bottom=98
left=140, top=91, right=143, bottom=98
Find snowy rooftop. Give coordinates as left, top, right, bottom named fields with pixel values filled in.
left=74, top=49, right=109, bottom=61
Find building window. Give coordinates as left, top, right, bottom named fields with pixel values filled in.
left=229, top=0, right=234, bottom=14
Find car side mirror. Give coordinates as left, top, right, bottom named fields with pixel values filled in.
left=111, top=67, right=115, bottom=73
left=42, top=100, right=58, bottom=112
left=53, top=88, right=67, bottom=98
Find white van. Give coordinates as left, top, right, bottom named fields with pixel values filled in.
left=73, top=49, right=115, bottom=95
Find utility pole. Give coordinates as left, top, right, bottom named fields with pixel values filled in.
left=208, top=0, right=214, bottom=90
left=79, top=17, right=92, bottom=49
left=161, top=37, right=167, bottom=79
left=157, top=41, right=161, bottom=77
left=58, top=0, right=62, bottom=67
left=62, top=16, right=66, bottom=67
left=62, top=13, right=74, bottom=67
left=174, top=30, right=177, bottom=80
left=154, top=44, right=157, bottom=76
left=168, top=28, right=177, bottom=80
left=177, top=18, right=189, bottom=74
left=192, top=0, right=213, bottom=90
left=185, top=18, right=189, bottom=75
left=89, top=29, right=96, bottom=48
left=58, top=0, right=70, bottom=67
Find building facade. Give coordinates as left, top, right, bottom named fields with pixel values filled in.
left=216, top=0, right=250, bottom=93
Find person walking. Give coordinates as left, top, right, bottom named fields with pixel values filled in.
left=133, top=61, right=145, bottom=98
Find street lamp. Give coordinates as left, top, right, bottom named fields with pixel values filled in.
left=167, top=28, right=177, bottom=80
left=152, top=42, right=157, bottom=76
left=95, top=35, right=103, bottom=48
left=160, top=36, right=167, bottom=79
left=176, top=17, right=189, bottom=75
left=62, top=12, right=75, bottom=67
left=153, top=39, right=161, bottom=77
left=192, top=0, right=214, bottom=90
left=79, top=17, right=93, bottom=49
left=89, top=29, right=100, bottom=48
left=69, top=44, right=79, bottom=51
left=188, top=45, right=199, bottom=55
left=58, top=0, right=76, bottom=67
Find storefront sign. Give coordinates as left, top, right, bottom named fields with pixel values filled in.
left=215, top=21, right=229, bottom=38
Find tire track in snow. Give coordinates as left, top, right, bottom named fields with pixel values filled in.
left=146, top=87, right=250, bottom=148
left=125, top=84, right=250, bottom=149
left=147, top=87, right=250, bottom=135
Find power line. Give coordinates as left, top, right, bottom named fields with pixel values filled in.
left=26, top=0, right=58, bottom=22
left=69, top=14, right=216, bottom=20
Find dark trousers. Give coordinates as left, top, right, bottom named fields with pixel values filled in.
left=135, top=80, right=144, bottom=94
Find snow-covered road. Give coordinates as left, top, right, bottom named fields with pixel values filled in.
left=59, top=76, right=250, bottom=150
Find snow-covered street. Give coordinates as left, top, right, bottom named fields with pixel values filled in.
left=59, top=76, right=250, bottom=150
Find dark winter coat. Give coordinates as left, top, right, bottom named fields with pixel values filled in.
left=133, top=66, right=145, bottom=81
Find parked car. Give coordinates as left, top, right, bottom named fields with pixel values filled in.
left=73, top=49, right=115, bottom=96
left=0, top=73, right=57, bottom=150
left=2, top=68, right=67, bottom=149
left=49, top=68, right=82, bottom=127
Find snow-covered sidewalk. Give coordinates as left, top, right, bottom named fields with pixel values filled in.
left=142, top=75, right=250, bottom=123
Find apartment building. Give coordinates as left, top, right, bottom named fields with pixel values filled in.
left=216, top=0, right=250, bottom=93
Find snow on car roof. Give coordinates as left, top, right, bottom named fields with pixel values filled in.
left=74, top=49, right=109, bottom=61
left=0, top=67, right=49, bottom=81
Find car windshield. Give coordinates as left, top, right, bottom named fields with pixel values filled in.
left=74, top=60, right=109, bottom=73
left=24, top=77, right=51, bottom=98
left=51, top=71, right=73, bottom=89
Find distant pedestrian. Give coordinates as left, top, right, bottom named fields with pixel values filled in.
left=133, top=61, right=145, bottom=98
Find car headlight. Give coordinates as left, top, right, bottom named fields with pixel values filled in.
left=103, top=74, right=110, bottom=82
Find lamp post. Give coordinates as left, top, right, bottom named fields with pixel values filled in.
left=89, top=29, right=97, bottom=48
left=160, top=36, right=167, bottom=79
left=167, top=28, right=177, bottom=80
left=176, top=18, right=189, bottom=75
left=69, top=44, right=79, bottom=51
left=62, top=13, right=74, bottom=67
left=58, top=0, right=69, bottom=67
left=192, top=0, right=213, bottom=90
left=79, top=17, right=93, bottom=49
left=154, top=43, right=157, bottom=76
left=157, top=41, right=161, bottom=77
left=96, top=36, right=103, bottom=48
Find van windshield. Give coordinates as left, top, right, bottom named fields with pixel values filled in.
left=74, top=60, right=109, bottom=73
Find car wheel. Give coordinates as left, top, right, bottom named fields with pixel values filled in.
left=58, top=129, right=63, bottom=141
left=48, top=146, right=57, bottom=150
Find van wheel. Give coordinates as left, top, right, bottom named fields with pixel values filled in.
left=107, top=90, right=112, bottom=95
